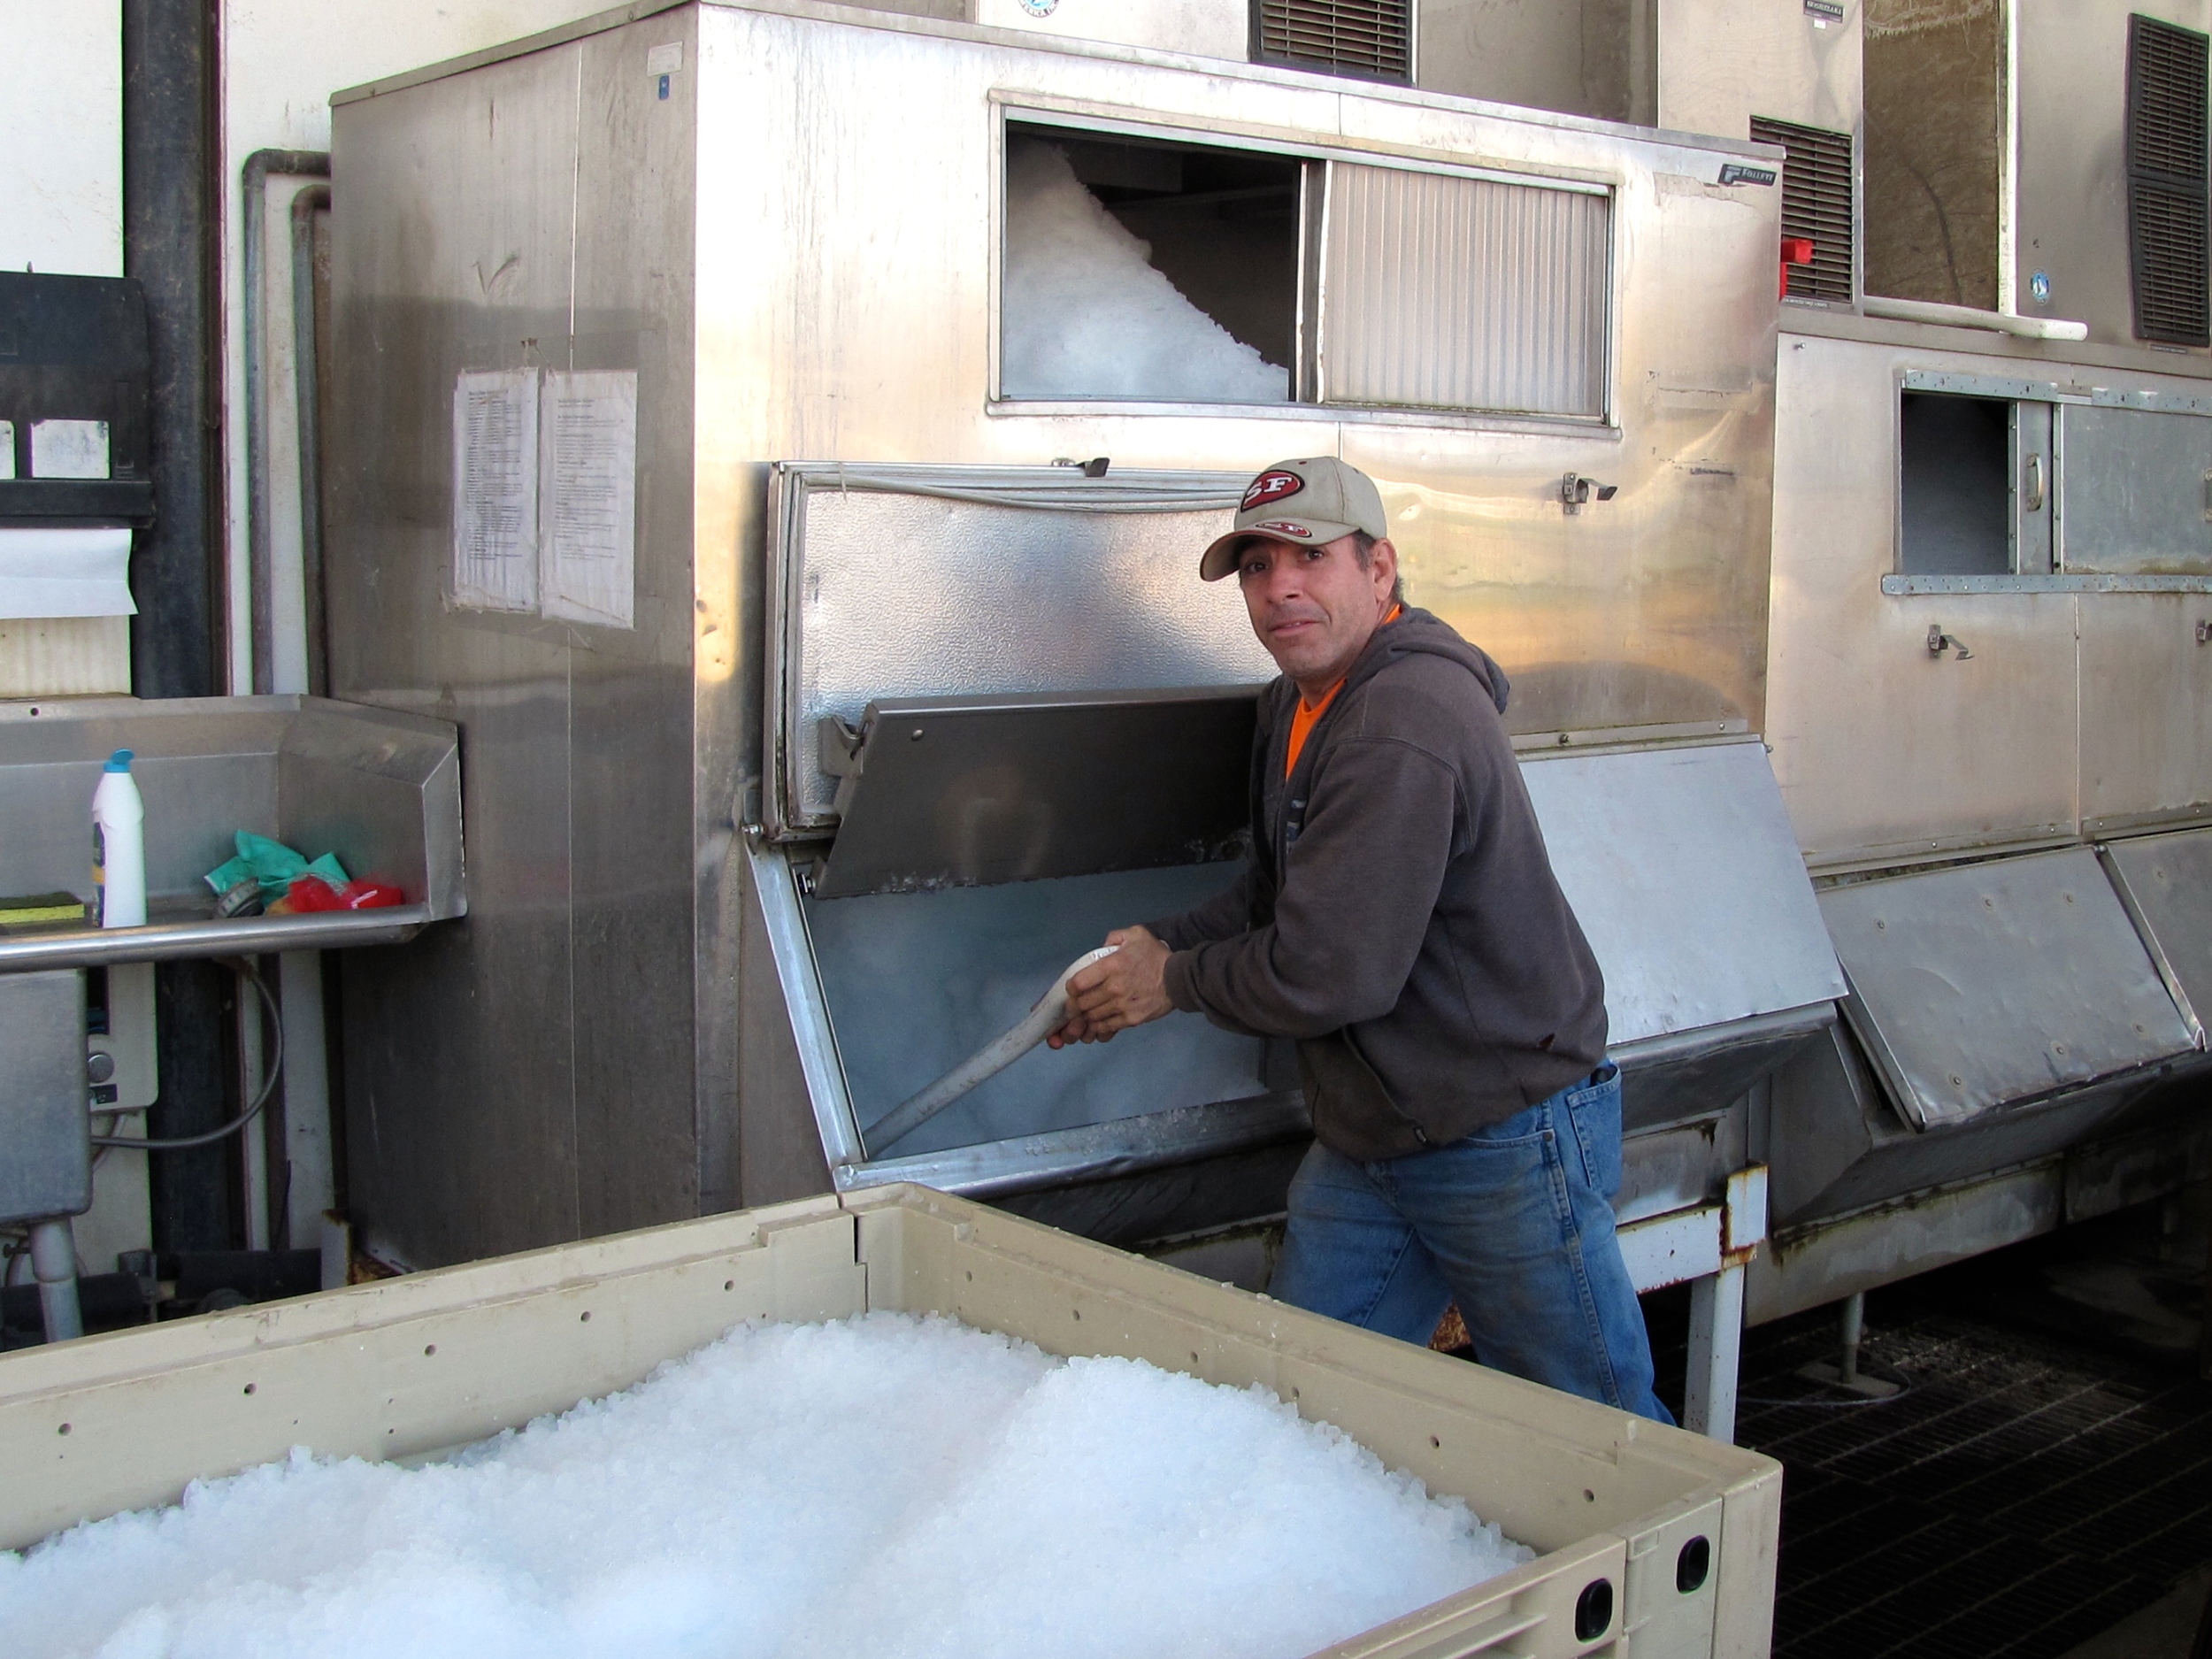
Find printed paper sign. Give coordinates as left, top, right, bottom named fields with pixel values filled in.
left=451, top=369, right=540, bottom=612
left=538, top=370, right=638, bottom=629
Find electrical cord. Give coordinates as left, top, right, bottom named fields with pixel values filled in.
left=92, top=958, right=285, bottom=1151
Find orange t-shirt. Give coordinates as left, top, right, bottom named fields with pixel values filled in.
left=1284, top=605, right=1402, bottom=780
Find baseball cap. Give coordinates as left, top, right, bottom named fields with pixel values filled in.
left=1200, top=457, right=1390, bottom=581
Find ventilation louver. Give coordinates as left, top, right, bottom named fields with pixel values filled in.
left=2127, top=14, right=2210, bottom=347
left=1748, top=116, right=1855, bottom=305
left=1253, top=0, right=1412, bottom=84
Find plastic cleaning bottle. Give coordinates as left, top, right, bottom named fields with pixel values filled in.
left=92, top=749, right=146, bottom=928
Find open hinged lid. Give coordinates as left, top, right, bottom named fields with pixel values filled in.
left=812, top=685, right=1257, bottom=897
left=1523, top=739, right=1847, bottom=1127
left=1819, top=846, right=2198, bottom=1131
left=764, top=463, right=1276, bottom=868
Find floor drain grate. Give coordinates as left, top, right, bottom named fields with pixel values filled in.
left=1647, top=1284, right=2212, bottom=1658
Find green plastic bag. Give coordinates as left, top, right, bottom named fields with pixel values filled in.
left=204, top=831, right=349, bottom=901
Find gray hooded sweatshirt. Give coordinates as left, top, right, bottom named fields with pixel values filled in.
left=1148, top=607, right=1608, bottom=1160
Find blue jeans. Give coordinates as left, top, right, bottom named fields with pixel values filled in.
left=1271, top=1063, right=1671, bottom=1424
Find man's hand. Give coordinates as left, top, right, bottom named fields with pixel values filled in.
left=1047, top=926, right=1173, bottom=1048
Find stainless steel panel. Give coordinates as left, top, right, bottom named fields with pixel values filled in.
left=1614, top=1003, right=1833, bottom=1132
left=1415, top=0, right=1656, bottom=125
left=768, top=465, right=1271, bottom=836
left=330, top=19, right=691, bottom=1265
left=1329, top=96, right=1778, bottom=743
left=1763, top=1010, right=2183, bottom=1226
left=2015, top=0, right=2212, bottom=350
left=2079, top=595, right=2212, bottom=836
left=2058, top=404, right=2212, bottom=575
left=1748, top=1163, right=2066, bottom=1325
left=2066, top=1110, right=2212, bottom=1222
left=1819, top=846, right=2195, bottom=1130
left=1656, top=0, right=1862, bottom=148
left=2103, top=826, right=2212, bottom=1042
left=1521, top=739, right=1845, bottom=1045
left=332, top=0, right=1787, bottom=1261
left=1764, top=1017, right=1881, bottom=1226
left=744, top=834, right=865, bottom=1174
left=1617, top=1106, right=1748, bottom=1225
left=0, top=972, right=89, bottom=1226
left=0, top=695, right=464, bottom=926
left=1770, top=332, right=2081, bottom=865
left=841, top=1090, right=1310, bottom=1201
left=816, top=687, right=1256, bottom=896
left=1319, top=163, right=1608, bottom=418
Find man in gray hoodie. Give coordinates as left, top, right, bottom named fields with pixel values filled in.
left=1053, top=456, right=1668, bottom=1422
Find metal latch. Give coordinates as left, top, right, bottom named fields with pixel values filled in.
left=1560, top=473, right=1617, bottom=516
left=818, top=714, right=870, bottom=818
left=1927, top=625, right=1973, bottom=660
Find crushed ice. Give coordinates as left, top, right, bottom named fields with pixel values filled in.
left=1001, top=138, right=1291, bottom=403
left=1, top=1312, right=1531, bottom=1659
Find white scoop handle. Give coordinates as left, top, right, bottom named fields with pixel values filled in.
left=864, top=945, right=1120, bottom=1156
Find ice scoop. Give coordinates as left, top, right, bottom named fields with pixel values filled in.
left=864, top=945, right=1119, bottom=1156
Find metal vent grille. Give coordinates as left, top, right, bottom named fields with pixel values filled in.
left=1749, top=116, right=1855, bottom=304
left=1254, top=0, right=1412, bottom=83
left=2126, top=14, right=2210, bottom=347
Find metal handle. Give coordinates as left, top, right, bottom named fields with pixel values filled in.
left=2024, top=453, right=2045, bottom=512
left=1559, top=473, right=1617, bottom=517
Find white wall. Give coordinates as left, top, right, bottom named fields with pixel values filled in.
left=0, top=0, right=122, bottom=277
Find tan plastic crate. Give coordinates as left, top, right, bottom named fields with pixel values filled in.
left=0, top=1185, right=1779, bottom=1657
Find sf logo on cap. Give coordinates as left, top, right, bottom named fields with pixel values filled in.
left=1241, top=470, right=1305, bottom=511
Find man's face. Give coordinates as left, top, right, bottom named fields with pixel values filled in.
left=1234, top=533, right=1398, bottom=690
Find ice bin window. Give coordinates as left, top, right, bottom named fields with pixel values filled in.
left=1001, top=127, right=1301, bottom=404
left=1898, top=391, right=2041, bottom=576
left=1000, top=122, right=1613, bottom=421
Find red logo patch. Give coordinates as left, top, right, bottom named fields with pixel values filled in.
left=1254, top=520, right=1312, bottom=538
left=1240, top=469, right=1305, bottom=512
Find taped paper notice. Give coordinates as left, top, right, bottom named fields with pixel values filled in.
left=30, top=419, right=109, bottom=480
left=0, top=421, right=14, bottom=480
left=0, top=526, right=136, bottom=618
left=452, top=369, right=540, bottom=611
left=539, top=370, right=637, bottom=629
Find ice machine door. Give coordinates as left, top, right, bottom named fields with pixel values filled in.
left=1819, top=846, right=2197, bottom=1129
left=764, top=462, right=1274, bottom=840
left=1523, top=739, right=1847, bottom=1128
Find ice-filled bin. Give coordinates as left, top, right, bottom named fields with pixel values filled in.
left=0, top=1185, right=1779, bottom=1658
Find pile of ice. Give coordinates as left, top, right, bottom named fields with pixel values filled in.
left=1002, top=138, right=1291, bottom=403
left=1, top=1314, right=1531, bottom=1659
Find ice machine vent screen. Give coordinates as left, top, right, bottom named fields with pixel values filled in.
left=2127, top=13, right=2210, bottom=348
left=1254, top=0, right=1412, bottom=84
left=1749, top=117, right=1854, bottom=305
